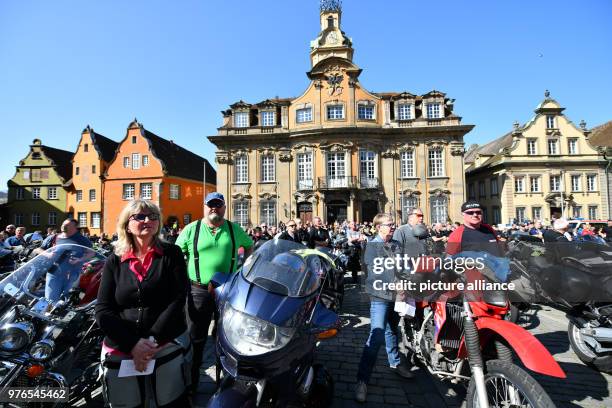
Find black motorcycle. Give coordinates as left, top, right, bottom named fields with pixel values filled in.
left=206, top=239, right=342, bottom=408
left=508, top=237, right=612, bottom=373
left=0, top=244, right=107, bottom=405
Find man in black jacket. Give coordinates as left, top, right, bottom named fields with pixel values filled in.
left=308, top=216, right=330, bottom=249
left=278, top=220, right=302, bottom=243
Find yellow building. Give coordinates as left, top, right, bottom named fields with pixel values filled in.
left=465, top=92, right=610, bottom=225
left=208, top=1, right=473, bottom=227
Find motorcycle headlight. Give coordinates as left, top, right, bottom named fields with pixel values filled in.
left=0, top=322, right=35, bottom=352
left=29, top=339, right=54, bottom=361
left=222, top=303, right=295, bottom=356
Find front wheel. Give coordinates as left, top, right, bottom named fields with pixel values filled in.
left=568, top=321, right=612, bottom=373
left=467, top=360, right=556, bottom=408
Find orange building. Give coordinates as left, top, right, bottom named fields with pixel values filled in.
left=103, top=119, right=216, bottom=234
left=66, top=126, right=119, bottom=236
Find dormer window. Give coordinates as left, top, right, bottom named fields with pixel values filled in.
left=261, top=111, right=275, bottom=127
left=327, top=16, right=334, bottom=28
left=32, top=152, right=41, bottom=160
left=398, top=103, right=412, bottom=120
left=546, top=115, right=556, bottom=129
left=234, top=112, right=249, bottom=128
left=296, top=107, right=313, bottom=123
left=426, top=103, right=441, bottom=119
left=357, top=102, right=375, bottom=120
left=327, top=104, right=344, bottom=120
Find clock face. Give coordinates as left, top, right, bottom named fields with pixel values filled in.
left=328, top=31, right=339, bottom=44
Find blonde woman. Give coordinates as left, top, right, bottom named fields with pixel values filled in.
left=96, top=199, right=191, bottom=407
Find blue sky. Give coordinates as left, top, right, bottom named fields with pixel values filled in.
left=0, top=0, right=610, bottom=189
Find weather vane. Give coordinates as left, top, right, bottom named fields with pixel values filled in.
left=320, top=0, right=342, bottom=12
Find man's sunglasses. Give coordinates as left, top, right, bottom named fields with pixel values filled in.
left=207, top=201, right=224, bottom=208
left=381, top=223, right=396, bottom=228
left=464, top=211, right=482, bottom=216
left=287, top=224, right=297, bottom=228
left=130, top=213, right=159, bottom=222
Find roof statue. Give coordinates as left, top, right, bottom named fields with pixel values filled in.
left=320, top=0, right=341, bottom=12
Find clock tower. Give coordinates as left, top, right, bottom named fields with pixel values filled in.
left=310, top=0, right=354, bottom=67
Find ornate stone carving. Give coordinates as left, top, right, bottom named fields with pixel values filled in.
left=398, top=142, right=418, bottom=152
left=257, top=147, right=278, bottom=155
left=429, top=188, right=450, bottom=197
left=258, top=192, right=278, bottom=200
left=279, top=150, right=293, bottom=162
left=314, top=80, right=324, bottom=90
left=381, top=147, right=398, bottom=159
left=292, top=143, right=318, bottom=153
left=450, top=145, right=465, bottom=156
left=348, top=78, right=357, bottom=88
left=231, top=193, right=252, bottom=200
left=425, top=140, right=449, bottom=149
left=215, top=152, right=231, bottom=164
left=320, top=141, right=353, bottom=152
left=326, top=73, right=344, bottom=96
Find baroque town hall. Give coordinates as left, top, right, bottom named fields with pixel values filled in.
left=209, top=1, right=473, bottom=227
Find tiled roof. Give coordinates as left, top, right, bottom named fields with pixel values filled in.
left=91, top=132, right=119, bottom=163
left=143, top=130, right=216, bottom=184
left=465, top=132, right=513, bottom=165
left=589, top=120, right=612, bottom=147
left=40, top=145, right=73, bottom=182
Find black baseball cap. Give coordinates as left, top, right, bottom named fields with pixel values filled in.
left=461, top=200, right=482, bottom=213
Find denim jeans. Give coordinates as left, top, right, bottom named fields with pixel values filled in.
left=45, top=267, right=80, bottom=302
left=356, top=299, right=401, bottom=383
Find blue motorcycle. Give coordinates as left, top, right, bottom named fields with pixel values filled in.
left=206, top=239, right=342, bottom=408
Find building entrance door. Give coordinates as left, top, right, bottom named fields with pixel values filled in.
left=550, top=206, right=562, bottom=220
left=297, top=202, right=313, bottom=224
left=326, top=200, right=347, bottom=225
left=361, top=200, right=378, bottom=223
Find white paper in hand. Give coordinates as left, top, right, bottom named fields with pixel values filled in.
left=118, top=359, right=155, bottom=377
left=394, top=300, right=416, bottom=317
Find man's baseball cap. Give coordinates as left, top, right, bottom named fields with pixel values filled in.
left=461, top=200, right=482, bottom=213
left=205, top=192, right=225, bottom=206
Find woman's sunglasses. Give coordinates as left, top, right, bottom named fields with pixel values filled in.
left=130, top=213, right=160, bottom=222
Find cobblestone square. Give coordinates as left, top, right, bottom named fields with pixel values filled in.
left=194, top=273, right=612, bottom=408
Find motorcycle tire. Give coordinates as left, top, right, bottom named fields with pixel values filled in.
left=466, top=359, right=555, bottom=408
left=568, top=321, right=612, bottom=373
left=504, top=303, right=521, bottom=324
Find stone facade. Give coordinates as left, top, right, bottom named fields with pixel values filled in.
left=208, top=3, right=473, bottom=227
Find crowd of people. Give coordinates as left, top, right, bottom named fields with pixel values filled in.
left=0, top=195, right=611, bottom=405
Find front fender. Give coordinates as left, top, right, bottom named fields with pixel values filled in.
left=205, top=385, right=256, bottom=408
left=458, top=317, right=566, bottom=378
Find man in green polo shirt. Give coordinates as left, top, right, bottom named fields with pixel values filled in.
left=176, top=192, right=253, bottom=392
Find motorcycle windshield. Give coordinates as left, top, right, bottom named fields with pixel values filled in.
left=242, top=239, right=323, bottom=297
left=0, top=244, right=105, bottom=302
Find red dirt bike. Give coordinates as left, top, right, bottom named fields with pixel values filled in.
left=400, top=267, right=565, bottom=408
